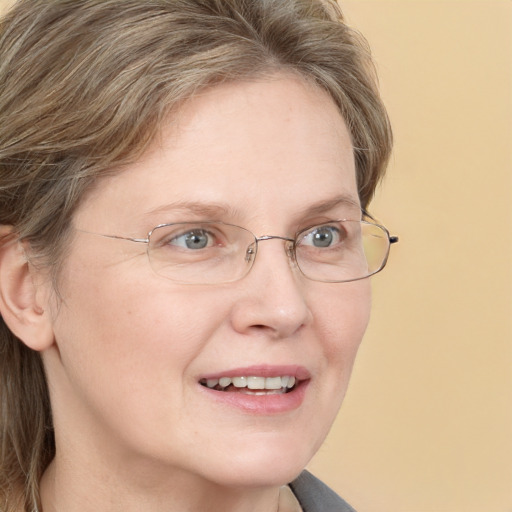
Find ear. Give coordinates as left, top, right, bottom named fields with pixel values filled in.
left=0, top=226, right=55, bottom=351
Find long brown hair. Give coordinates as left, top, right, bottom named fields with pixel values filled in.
left=0, top=1, right=392, bottom=510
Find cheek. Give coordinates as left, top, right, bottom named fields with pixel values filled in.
left=49, top=247, right=226, bottom=401
left=309, top=281, right=371, bottom=414
left=292, top=282, right=371, bottom=459
left=312, top=280, right=371, bottom=358
left=54, top=279, right=224, bottom=373
left=48, top=269, right=231, bottom=449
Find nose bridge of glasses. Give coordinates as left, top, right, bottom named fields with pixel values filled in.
left=245, top=235, right=296, bottom=263
left=256, top=235, right=295, bottom=244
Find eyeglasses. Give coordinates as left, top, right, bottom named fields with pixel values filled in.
left=79, top=216, right=398, bottom=285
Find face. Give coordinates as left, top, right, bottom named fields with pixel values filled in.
left=43, top=75, right=371, bottom=490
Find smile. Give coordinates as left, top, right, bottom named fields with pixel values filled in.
left=200, top=375, right=297, bottom=394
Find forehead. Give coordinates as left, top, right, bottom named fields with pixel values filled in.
left=74, top=75, right=358, bottom=231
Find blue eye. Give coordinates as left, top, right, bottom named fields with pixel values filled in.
left=170, top=229, right=212, bottom=249
left=302, top=225, right=342, bottom=248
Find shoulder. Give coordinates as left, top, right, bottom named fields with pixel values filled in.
left=289, top=470, right=357, bottom=512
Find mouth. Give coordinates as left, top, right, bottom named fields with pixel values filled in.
left=198, top=366, right=310, bottom=413
left=199, top=375, right=298, bottom=395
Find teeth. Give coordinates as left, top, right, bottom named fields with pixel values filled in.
left=203, top=375, right=297, bottom=391
left=218, top=377, right=231, bottom=388
left=265, top=377, right=283, bottom=390
left=247, top=376, right=265, bottom=389
left=232, top=376, right=247, bottom=388
left=240, top=389, right=285, bottom=395
left=207, top=378, right=219, bottom=388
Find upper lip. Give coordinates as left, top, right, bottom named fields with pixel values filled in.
left=199, top=365, right=311, bottom=381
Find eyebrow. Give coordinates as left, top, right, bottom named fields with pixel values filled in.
left=297, top=194, right=362, bottom=218
left=144, top=201, right=242, bottom=220
left=144, top=194, right=361, bottom=222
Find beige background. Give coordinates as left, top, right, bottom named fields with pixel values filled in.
left=1, top=1, right=510, bottom=511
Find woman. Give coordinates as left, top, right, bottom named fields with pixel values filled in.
left=0, top=1, right=396, bottom=511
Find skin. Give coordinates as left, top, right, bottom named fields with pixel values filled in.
left=36, top=74, right=371, bottom=512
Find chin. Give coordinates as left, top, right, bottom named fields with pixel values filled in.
left=192, top=432, right=321, bottom=489
left=205, top=461, right=306, bottom=490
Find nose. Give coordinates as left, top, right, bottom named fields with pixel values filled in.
left=230, top=237, right=312, bottom=339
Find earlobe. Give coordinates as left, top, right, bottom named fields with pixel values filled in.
left=0, top=226, right=55, bottom=351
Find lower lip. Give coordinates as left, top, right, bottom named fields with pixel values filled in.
left=198, top=380, right=309, bottom=415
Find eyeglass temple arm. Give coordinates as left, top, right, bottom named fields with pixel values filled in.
left=363, top=211, right=398, bottom=246
left=76, top=229, right=150, bottom=244
left=104, top=234, right=149, bottom=243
